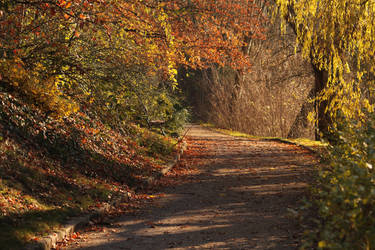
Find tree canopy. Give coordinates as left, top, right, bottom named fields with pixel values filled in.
left=276, top=0, right=375, bottom=125
left=0, top=0, right=265, bottom=124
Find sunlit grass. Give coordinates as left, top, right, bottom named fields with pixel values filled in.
left=201, top=123, right=327, bottom=149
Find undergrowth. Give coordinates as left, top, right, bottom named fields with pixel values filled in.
left=0, top=90, right=179, bottom=249
left=301, top=113, right=375, bottom=249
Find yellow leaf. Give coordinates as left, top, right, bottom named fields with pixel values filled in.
left=318, top=241, right=326, bottom=248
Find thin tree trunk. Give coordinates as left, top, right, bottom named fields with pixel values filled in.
left=313, top=65, right=330, bottom=140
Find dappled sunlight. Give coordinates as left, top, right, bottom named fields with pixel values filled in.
left=211, top=164, right=309, bottom=177
left=230, top=183, right=308, bottom=196
left=67, top=125, right=315, bottom=249
left=134, top=223, right=230, bottom=236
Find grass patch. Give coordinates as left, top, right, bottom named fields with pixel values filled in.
left=202, top=123, right=327, bottom=150
left=0, top=208, right=76, bottom=249
left=287, top=138, right=327, bottom=148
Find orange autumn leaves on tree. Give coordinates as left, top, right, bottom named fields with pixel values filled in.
left=0, top=0, right=265, bottom=118
left=137, top=0, right=265, bottom=71
left=1, top=0, right=265, bottom=73
left=165, top=0, right=266, bottom=69
left=68, top=0, right=266, bottom=75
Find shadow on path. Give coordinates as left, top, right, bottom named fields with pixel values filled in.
left=68, top=125, right=317, bottom=250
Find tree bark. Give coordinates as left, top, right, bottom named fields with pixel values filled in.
left=313, top=65, right=331, bottom=140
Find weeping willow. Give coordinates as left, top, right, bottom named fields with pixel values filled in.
left=275, top=0, right=375, bottom=124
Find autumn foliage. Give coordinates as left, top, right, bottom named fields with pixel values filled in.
left=0, top=1, right=266, bottom=247
left=0, top=0, right=265, bottom=120
left=276, top=0, right=375, bottom=124
left=273, top=1, right=375, bottom=249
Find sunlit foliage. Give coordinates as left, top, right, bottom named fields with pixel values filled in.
left=303, top=113, right=375, bottom=249
left=274, top=1, right=375, bottom=248
left=275, top=0, right=375, bottom=123
left=0, top=0, right=264, bottom=124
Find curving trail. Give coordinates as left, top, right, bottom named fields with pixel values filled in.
left=67, top=125, right=317, bottom=250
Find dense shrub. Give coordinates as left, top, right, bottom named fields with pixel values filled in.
left=304, top=113, right=375, bottom=249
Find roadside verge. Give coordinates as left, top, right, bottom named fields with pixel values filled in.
left=25, top=139, right=187, bottom=250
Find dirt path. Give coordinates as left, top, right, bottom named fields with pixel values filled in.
left=66, top=125, right=317, bottom=249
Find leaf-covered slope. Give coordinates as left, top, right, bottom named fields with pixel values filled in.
left=0, top=90, right=177, bottom=248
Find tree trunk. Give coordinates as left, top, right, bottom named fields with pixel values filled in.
left=313, top=65, right=331, bottom=140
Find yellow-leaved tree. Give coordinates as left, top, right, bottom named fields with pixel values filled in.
left=274, top=2, right=375, bottom=249
left=275, top=0, right=375, bottom=137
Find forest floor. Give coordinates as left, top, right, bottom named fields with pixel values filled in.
left=64, top=124, right=318, bottom=250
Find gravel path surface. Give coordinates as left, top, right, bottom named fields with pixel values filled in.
left=66, top=125, right=317, bottom=250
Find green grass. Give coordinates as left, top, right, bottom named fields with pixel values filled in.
left=286, top=138, right=327, bottom=148
left=0, top=208, right=76, bottom=250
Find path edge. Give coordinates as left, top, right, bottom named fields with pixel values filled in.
left=160, top=139, right=187, bottom=176
left=203, top=125, right=323, bottom=156
left=25, top=215, right=90, bottom=250
left=24, top=139, right=187, bottom=250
